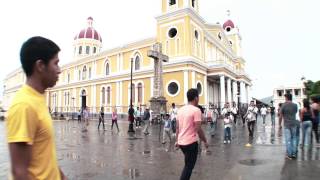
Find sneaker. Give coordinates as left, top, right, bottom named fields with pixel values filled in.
left=223, top=140, right=227, bottom=144
left=162, top=141, right=166, bottom=144
left=228, top=140, right=231, bottom=144
left=285, top=155, right=292, bottom=160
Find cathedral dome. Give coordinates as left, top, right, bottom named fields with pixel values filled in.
left=223, top=19, right=235, bottom=32
left=74, top=17, right=102, bottom=42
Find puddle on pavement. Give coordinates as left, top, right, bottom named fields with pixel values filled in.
left=123, top=168, right=140, bottom=179
left=142, top=150, right=151, bottom=155
left=238, top=159, right=266, bottom=166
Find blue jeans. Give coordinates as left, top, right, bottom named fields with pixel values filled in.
left=302, top=121, right=312, bottom=147
left=224, top=127, right=231, bottom=141
left=284, top=126, right=298, bottom=157
left=271, top=114, right=275, bottom=126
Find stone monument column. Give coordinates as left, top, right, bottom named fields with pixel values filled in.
left=148, top=43, right=169, bottom=116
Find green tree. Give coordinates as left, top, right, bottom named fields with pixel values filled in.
left=304, top=80, right=320, bottom=99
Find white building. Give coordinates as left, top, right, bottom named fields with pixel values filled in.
left=273, top=84, right=306, bottom=107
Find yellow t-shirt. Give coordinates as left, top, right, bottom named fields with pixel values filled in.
left=6, top=85, right=61, bottom=180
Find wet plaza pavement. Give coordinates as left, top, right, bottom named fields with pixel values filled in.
left=1, top=116, right=320, bottom=180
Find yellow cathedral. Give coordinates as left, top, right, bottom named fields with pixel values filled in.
left=3, top=0, right=251, bottom=115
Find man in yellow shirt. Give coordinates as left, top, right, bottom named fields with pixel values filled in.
left=6, top=36, right=66, bottom=180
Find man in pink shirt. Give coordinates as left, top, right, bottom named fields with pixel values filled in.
left=175, top=88, right=209, bottom=180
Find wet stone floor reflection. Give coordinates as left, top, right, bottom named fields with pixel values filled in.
left=1, top=115, right=320, bottom=180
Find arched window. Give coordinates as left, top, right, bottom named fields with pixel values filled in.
left=81, top=89, right=86, bottom=96
left=192, top=0, right=196, bottom=8
left=101, top=87, right=105, bottom=104
left=106, top=87, right=111, bottom=104
left=78, top=70, right=81, bottom=80
left=93, top=47, right=97, bottom=54
left=67, top=73, right=70, bottom=83
left=82, top=66, right=87, bottom=80
left=169, top=0, right=176, bottom=6
left=137, top=83, right=143, bottom=103
left=105, top=62, right=110, bottom=76
left=88, top=67, right=92, bottom=79
left=134, top=56, right=140, bottom=71
left=86, top=46, right=90, bottom=54
left=79, top=46, right=82, bottom=54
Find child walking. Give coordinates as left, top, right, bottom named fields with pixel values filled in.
left=162, top=114, right=172, bottom=144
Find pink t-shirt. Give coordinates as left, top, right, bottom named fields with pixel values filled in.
left=177, top=105, right=202, bottom=145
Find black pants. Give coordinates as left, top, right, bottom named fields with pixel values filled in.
left=98, top=117, right=105, bottom=130
left=78, top=115, right=81, bottom=122
left=313, top=122, right=319, bottom=143
left=233, top=114, right=237, bottom=124
left=180, top=142, right=198, bottom=180
left=112, top=120, right=119, bottom=131
left=247, top=121, right=256, bottom=137
left=135, top=117, right=141, bottom=127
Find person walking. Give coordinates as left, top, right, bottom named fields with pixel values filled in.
left=162, top=114, right=172, bottom=144
left=280, top=93, right=299, bottom=159
left=143, top=107, right=151, bottom=135
left=98, top=107, right=105, bottom=130
left=240, top=104, right=247, bottom=127
left=78, top=109, right=82, bottom=123
left=222, top=107, right=233, bottom=144
left=111, top=107, right=120, bottom=132
left=270, top=103, right=276, bottom=126
left=135, top=106, right=142, bottom=128
left=6, top=36, right=66, bottom=179
left=175, top=88, right=208, bottom=180
left=231, top=102, right=238, bottom=124
left=245, top=101, right=258, bottom=138
left=311, top=97, right=320, bottom=143
left=261, top=105, right=268, bottom=125
left=170, top=103, right=178, bottom=136
left=82, top=106, right=89, bottom=131
left=300, top=99, right=314, bottom=149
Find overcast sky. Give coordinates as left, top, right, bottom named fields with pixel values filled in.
left=0, top=0, right=318, bottom=100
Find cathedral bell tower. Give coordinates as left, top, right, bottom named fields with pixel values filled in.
left=158, top=0, right=201, bottom=58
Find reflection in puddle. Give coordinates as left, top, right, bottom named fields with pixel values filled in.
left=123, top=168, right=140, bottom=179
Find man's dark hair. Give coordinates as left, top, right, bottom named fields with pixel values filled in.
left=187, top=88, right=199, bottom=102
left=20, top=36, right=60, bottom=77
left=284, top=93, right=292, bottom=101
left=172, top=103, right=175, bottom=107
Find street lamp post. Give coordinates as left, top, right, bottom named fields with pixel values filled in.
left=128, top=58, right=135, bottom=133
left=71, top=97, right=75, bottom=120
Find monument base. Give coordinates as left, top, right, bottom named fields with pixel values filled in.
left=149, top=96, right=168, bottom=116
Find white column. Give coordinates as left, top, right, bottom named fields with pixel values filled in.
left=240, top=82, right=246, bottom=104
left=150, top=77, right=154, bottom=97
left=116, top=82, right=120, bottom=107
left=58, top=91, right=62, bottom=109
left=204, top=75, right=208, bottom=105
left=119, top=81, right=123, bottom=112
left=191, top=71, right=196, bottom=88
left=184, top=70, right=189, bottom=104
left=227, top=78, right=232, bottom=104
left=232, top=81, right=238, bottom=105
left=220, top=75, right=225, bottom=108
left=246, top=85, right=250, bottom=103
left=120, top=53, right=124, bottom=72
left=93, top=85, right=96, bottom=113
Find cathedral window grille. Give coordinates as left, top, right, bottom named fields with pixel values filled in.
left=79, top=46, right=82, bottom=54
left=82, top=66, right=87, bottom=80
left=169, top=0, right=176, bottom=6
left=137, top=83, right=143, bottom=103
left=93, top=47, right=97, bottom=53
left=105, top=63, right=110, bottom=76
left=191, top=0, right=196, bottom=8
left=135, top=56, right=140, bottom=71
left=86, top=46, right=90, bottom=54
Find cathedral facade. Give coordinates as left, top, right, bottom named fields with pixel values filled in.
left=3, top=0, right=251, bottom=114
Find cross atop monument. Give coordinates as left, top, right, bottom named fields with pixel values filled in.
left=147, top=43, right=168, bottom=98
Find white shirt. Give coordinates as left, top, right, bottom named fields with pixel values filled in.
left=261, top=107, right=267, bottom=115
left=170, top=107, right=178, bottom=120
